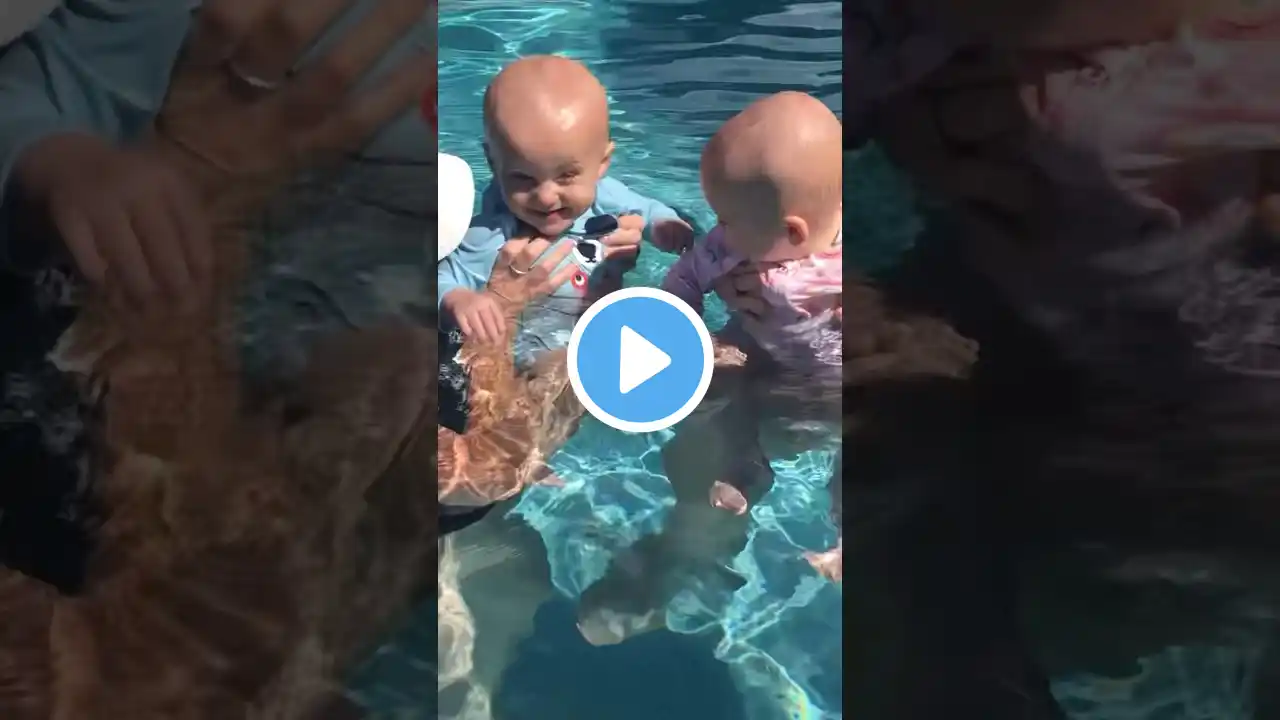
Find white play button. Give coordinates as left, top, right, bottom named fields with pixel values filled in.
left=618, top=325, right=671, bottom=394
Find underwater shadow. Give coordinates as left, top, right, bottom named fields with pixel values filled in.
left=495, top=599, right=747, bottom=720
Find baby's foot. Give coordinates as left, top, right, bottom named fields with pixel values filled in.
left=709, top=480, right=749, bottom=515
left=804, top=539, right=842, bottom=583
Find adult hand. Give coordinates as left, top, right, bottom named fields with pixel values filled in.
left=17, top=133, right=211, bottom=314
left=486, top=237, right=578, bottom=312
left=712, top=262, right=770, bottom=326
left=601, top=213, right=645, bottom=260
left=150, top=0, right=431, bottom=212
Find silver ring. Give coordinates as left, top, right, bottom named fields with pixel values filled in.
left=508, top=263, right=529, bottom=276
left=225, top=60, right=280, bottom=92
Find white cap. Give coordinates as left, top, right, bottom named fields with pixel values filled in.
left=437, top=153, right=475, bottom=261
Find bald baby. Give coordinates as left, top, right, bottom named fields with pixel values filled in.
left=657, top=89, right=843, bottom=522
left=439, top=54, right=691, bottom=351
left=701, top=91, right=843, bottom=262
left=482, top=55, right=615, bottom=237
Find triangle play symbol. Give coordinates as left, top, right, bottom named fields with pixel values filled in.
left=619, top=325, right=671, bottom=394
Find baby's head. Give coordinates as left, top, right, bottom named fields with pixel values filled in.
left=700, top=91, right=842, bottom=263
left=483, top=55, right=614, bottom=237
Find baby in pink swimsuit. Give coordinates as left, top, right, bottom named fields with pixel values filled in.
left=658, top=90, right=843, bottom=516
left=663, top=225, right=842, bottom=371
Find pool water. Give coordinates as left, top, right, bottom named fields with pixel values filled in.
left=427, top=1, right=843, bottom=718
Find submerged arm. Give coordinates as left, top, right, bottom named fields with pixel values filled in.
left=436, top=290, right=583, bottom=506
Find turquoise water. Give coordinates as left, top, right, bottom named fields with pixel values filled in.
left=432, top=1, right=843, bottom=718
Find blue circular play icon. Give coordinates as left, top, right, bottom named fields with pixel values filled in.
left=568, top=287, right=715, bottom=433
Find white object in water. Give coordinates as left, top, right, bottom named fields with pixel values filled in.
left=438, top=152, right=475, bottom=261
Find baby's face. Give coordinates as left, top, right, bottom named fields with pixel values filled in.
left=486, top=129, right=612, bottom=238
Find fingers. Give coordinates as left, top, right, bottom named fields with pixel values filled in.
left=616, top=214, right=645, bottom=231
left=458, top=306, right=505, bottom=345
left=505, top=237, right=572, bottom=273
left=454, top=312, right=474, bottom=340
left=712, top=271, right=767, bottom=318
left=532, top=238, right=575, bottom=274
left=55, top=211, right=107, bottom=289
left=303, top=49, right=432, bottom=157
left=601, top=230, right=639, bottom=246
left=478, top=306, right=505, bottom=343
left=132, top=196, right=192, bottom=305
left=185, top=0, right=274, bottom=67
left=283, top=0, right=428, bottom=122
left=541, top=263, right=578, bottom=294
left=603, top=245, right=639, bottom=262
left=97, top=208, right=158, bottom=308
left=495, top=238, right=577, bottom=298
left=166, top=175, right=214, bottom=299
left=231, top=0, right=356, bottom=83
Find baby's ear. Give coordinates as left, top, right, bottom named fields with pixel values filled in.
left=599, top=141, right=615, bottom=178
left=784, top=215, right=809, bottom=246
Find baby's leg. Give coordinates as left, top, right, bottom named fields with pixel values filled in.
left=804, top=450, right=843, bottom=582
left=708, top=428, right=775, bottom=515
left=751, top=378, right=842, bottom=581
left=576, top=404, right=756, bottom=646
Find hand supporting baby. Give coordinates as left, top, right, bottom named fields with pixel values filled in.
left=444, top=213, right=649, bottom=345
left=15, top=133, right=213, bottom=315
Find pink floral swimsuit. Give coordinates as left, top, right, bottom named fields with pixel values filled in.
left=661, top=226, right=843, bottom=374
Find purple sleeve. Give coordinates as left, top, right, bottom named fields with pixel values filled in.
left=661, top=247, right=714, bottom=312
left=660, top=229, right=737, bottom=313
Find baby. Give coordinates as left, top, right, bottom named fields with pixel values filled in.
left=438, top=55, right=693, bottom=368
left=660, top=90, right=843, bottom=515
left=574, top=94, right=844, bottom=645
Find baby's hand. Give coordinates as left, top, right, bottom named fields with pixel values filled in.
left=16, top=133, right=211, bottom=314
left=443, top=289, right=506, bottom=345
left=602, top=214, right=645, bottom=261
left=649, top=217, right=695, bottom=254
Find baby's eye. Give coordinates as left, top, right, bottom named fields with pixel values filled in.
left=557, top=171, right=581, bottom=184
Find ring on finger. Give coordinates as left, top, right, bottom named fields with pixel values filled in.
left=508, top=263, right=530, bottom=276
left=225, top=59, right=282, bottom=92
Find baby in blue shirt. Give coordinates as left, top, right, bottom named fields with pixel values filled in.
left=438, top=55, right=692, bottom=366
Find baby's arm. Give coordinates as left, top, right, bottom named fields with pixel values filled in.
left=595, top=176, right=691, bottom=249
left=438, top=216, right=506, bottom=310
left=660, top=229, right=737, bottom=314
left=660, top=250, right=713, bottom=314
left=438, top=193, right=517, bottom=344
left=596, top=177, right=679, bottom=222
